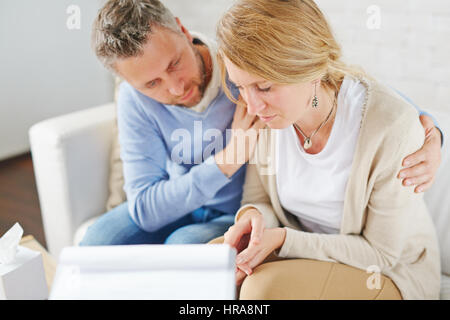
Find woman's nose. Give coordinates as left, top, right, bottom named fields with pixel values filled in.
left=245, top=89, right=266, bottom=115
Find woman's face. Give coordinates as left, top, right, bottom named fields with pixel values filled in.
left=224, top=56, right=315, bottom=129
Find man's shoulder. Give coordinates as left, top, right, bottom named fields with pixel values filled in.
left=118, top=80, right=133, bottom=96
left=116, top=82, right=165, bottom=130
left=118, top=81, right=159, bottom=107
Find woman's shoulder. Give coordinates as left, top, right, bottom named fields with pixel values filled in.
left=359, top=77, right=425, bottom=157
left=363, top=78, right=423, bottom=137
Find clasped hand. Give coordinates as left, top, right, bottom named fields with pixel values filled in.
left=223, top=209, right=286, bottom=286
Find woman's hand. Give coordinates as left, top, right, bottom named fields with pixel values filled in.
left=224, top=208, right=265, bottom=251
left=223, top=208, right=266, bottom=285
left=398, top=115, right=442, bottom=193
left=235, top=227, right=287, bottom=279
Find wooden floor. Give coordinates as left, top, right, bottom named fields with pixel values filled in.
left=0, top=153, right=47, bottom=248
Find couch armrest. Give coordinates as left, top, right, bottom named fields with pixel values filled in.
left=29, top=103, right=116, bottom=257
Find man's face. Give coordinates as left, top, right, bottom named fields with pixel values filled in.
left=115, top=24, right=206, bottom=107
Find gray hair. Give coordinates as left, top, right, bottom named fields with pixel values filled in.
left=92, top=0, right=180, bottom=71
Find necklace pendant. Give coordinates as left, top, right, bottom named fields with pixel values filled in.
left=304, top=138, right=312, bottom=150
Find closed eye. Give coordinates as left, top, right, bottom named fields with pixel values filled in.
left=257, top=86, right=272, bottom=92
left=169, top=58, right=181, bottom=70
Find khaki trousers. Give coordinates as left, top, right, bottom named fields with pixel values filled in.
left=209, top=237, right=402, bottom=300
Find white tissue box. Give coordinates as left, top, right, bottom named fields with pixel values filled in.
left=0, top=245, right=48, bottom=300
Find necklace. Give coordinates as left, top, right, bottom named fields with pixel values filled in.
left=293, top=93, right=337, bottom=150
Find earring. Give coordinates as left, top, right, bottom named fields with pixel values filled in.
left=312, top=83, right=319, bottom=109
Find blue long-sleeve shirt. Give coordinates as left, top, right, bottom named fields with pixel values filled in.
left=117, top=81, right=244, bottom=232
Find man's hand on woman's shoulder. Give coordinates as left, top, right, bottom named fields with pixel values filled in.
left=398, top=114, right=442, bottom=193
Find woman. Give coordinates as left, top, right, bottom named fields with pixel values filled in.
left=214, top=0, right=441, bottom=299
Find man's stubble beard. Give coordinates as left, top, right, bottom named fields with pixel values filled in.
left=175, top=43, right=207, bottom=107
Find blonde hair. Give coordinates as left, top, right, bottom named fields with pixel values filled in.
left=216, top=0, right=366, bottom=102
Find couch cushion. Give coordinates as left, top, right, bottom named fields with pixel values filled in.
left=424, top=110, right=450, bottom=276
left=105, top=77, right=127, bottom=211
left=106, top=118, right=126, bottom=211
left=73, top=216, right=101, bottom=246
left=441, top=274, right=450, bottom=300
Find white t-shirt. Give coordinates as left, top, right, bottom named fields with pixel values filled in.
left=275, top=76, right=367, bottom=234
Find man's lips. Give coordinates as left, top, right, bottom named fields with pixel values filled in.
left=179, top=86, right=195, bottom=102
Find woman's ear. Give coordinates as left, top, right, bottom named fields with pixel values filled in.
left=312, top=78, right=321, bottom=88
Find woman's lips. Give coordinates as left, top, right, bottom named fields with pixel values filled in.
left=259, top=115, right=276, bottom=122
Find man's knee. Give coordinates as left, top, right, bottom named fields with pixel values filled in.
left=79, top=220, right=127, bottom=246
left=79, top=202, right=145, bottom=246
left=165, top=231, right=216, bottom=244
left=165, top=223, right=227, bottom=244
left=164, top=224, right=210, bottom=244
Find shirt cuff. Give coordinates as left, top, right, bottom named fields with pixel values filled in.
left=277, top=227, right=298, bottom=258
left=191, top=155, right=232, bottom=198
left=235, top=203, right=280, bottom=228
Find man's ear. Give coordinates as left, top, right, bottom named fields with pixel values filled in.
left=175, top=17, right=193, bottom=43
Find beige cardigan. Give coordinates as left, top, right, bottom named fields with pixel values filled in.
left=236, top=78, right=441, bottom=300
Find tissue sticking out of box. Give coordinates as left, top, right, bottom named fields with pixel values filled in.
left=0, top=223, right=24, bottom=265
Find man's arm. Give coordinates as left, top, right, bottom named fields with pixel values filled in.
left=117, top=87, right=232, bottom=233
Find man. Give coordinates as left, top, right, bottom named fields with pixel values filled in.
left=81, top=0, right=442, bottom=246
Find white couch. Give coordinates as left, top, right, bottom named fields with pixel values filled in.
left=29, top=102, right=450, bottom=299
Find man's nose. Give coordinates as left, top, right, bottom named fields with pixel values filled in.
left=167, top=77, right=185, bottom=97
left=245, top=89, right=266, bottom=115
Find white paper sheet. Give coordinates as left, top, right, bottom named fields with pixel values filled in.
left=50, top=244, right=236, bottom=300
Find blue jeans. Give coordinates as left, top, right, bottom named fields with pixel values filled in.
left=79, top=202, right=234, bottom=246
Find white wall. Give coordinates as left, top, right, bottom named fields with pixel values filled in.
left=1, top=0, right=448, bottom=160
left=0, top=0, right=114, bottom=160
left=316, top=0, right=450, bottom=114
left=167, top=0, right=450, bottom=114
left=164, top=0, right=233, bottom=39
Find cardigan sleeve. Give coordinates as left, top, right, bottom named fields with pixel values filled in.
left=277, top=116, right=428, bottom=272
left=235, top=161, right=280, bottom=229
